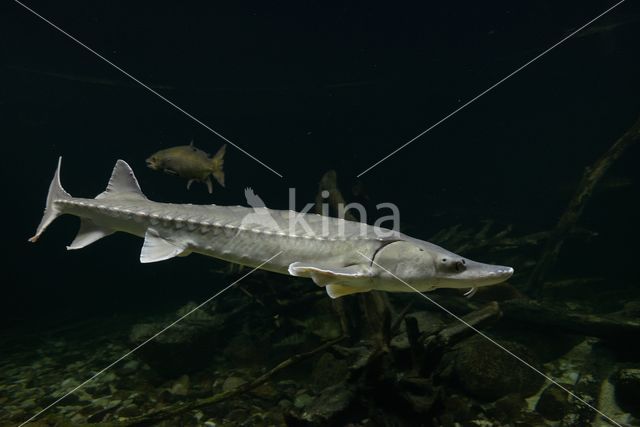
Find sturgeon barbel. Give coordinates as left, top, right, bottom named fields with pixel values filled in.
left=30, top=158, right=514, bottom=298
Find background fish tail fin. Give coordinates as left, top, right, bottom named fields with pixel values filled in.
left=29, top=156, right=72, bottom=243
left=210, top=144, right=226, bottom=187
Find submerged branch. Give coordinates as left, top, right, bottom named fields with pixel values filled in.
left=527, top=114, right=640, bottom=292
left=118, top=336, right=347, bottom=426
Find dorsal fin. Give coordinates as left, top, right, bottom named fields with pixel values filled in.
left=96, top=160, right=147, bottom=199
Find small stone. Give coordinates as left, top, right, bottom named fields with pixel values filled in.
left=100, top=372, right=117, bottom=383
left=117, top=404, right=141, bottom=418
left=278, top=399, right=292, bottom=410
left=250, top=383, right=279, bottom=400
left=60, top=378, right=80, bottom=389
left=120, top=359, right=140, bottom=375
left=19, top=398, right=37, bottom=410
left=612, top=368, right=640, bottom=416
left=294, top=393, right=313, bottom=409
left=225, top=407, right=248, bottom=422
left=293, top=384, right=355, bottom=424
left=222, top=376, right=246, bottom=393
left=170, top=374, right=190, bottom=396
left=85, top=383, right=111, bottom=397
left=61, top=393, right=81, bottom=405
left=493, top=393, right=526, bottom=420
left=535, top=384, right=570, bottom=420
left=70, top=413, right=86, bottom=424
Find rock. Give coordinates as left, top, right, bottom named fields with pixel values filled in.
left=438, top=394, right=479, bottom=426
left=129, top=302, right=225, bottom=378
left=117, top=403, right=142, bottom=418
left=451, top=335, right=545, bottom=401
left=311, top=352, right=349, bottom=390
left=84, top=383, right=111, bottom=397
left=397, top=377, right=438, bottom=414
left=492, top=393, right=526, bottom=421
left=278, top=379, right=299, bottom=396
left=169, top=374, right=190, bottom=396
left=86, top=402, right=121, bottom=423
left=535, top=384, right=571, bottom=420
left=19, top=398, right=37, bottom=410
left=225, top=407, right=249, bottom=422
left=612, top=368, right=640, bottom=416
left=60, top=393, right=81, bottom=405
left=278, top=399, right=292, bottom=410
left=119, top=359, right=140, bottom=375
left=222, top=376, right=247, bottom=393
left=294, top=384, right=355, bottom=425
left=223, top=333, right=263, bottom=363
left=294, top=392, right=314, bottom=409
left=250, top=383, right=279, bottom=400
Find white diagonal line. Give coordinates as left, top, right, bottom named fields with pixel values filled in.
left=13, top=0, right=283, bottom=178
left=18, top=251, right=282, bottom=427
left=357, top=0, right=626, bottom=177
left=356, top=251, right=623, bottom=427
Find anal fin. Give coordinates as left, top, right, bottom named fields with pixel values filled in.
left=67, top=219, right=114, bottom=250
left=140, top=229, right=188, bottom=263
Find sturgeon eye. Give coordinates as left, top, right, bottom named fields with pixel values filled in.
left=455, top=261, right=466, bottom=272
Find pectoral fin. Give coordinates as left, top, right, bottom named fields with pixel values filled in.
left=140, top=229, right=188, bottom=263
left=325, top=284, right=370, bottom=299
left=288, top=262, right=371, bottom=287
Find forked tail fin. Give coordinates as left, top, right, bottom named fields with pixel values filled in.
left=29, top=157, right=72, bottom=242
left=210, top=144, right=226, bottom=187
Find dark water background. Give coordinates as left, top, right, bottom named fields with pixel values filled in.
left=2, top=1, right=639, bottom=333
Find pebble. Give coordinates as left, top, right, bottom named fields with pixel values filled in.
left=294, top=393, right=313, bottom=409
left=222, top=376, right=247, bottom=392
left=120, top=359, right=141, bottom=375
left=170, top=374, right=190, bottom=396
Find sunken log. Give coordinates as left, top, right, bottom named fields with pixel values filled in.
left=500, top=299, right=640, bottom=342
left=527, top=114, right=640, bottom=292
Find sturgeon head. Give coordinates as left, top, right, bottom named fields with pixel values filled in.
left=371, top=237, right=514, bottom=293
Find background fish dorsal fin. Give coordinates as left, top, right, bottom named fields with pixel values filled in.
left=97, top=160, right=147, bottom=199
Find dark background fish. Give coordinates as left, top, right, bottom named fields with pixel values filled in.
left=146, top=142, right=226, bottom=193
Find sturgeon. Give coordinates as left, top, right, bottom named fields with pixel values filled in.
left=30, top=158, right=514, bottom=298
